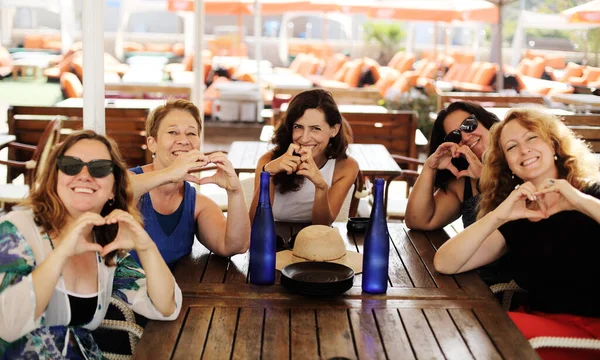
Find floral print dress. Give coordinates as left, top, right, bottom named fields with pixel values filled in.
left=0, top=210, right=182, bottom=359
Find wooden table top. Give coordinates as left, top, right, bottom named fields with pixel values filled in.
left=227, top=141, right=402, bottom=178
left=133, top=222, right=537, bottom=360
left=551, top=93, right=600, bottom=107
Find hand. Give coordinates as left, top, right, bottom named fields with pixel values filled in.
left=53, top=212, right=105, bottom=257
left=264, top=144, right=301, bottom=175
left=425, top=142, right=460, bottom=177
left=495, top=181, right=546, bottom=222
left=101, top=209, right=155, bottom=256
left=167, top=149, right=210, bottom=184
left=535, top=178, right=583, bottom=217
left=455, top=145, right=483, bottom=180
left=198, top=151, right=242, bottom=192
left=296, top=147, right=327, bottom=189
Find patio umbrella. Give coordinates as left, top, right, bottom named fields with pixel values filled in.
left=367, top=0, right=498, bottom=23
left=563, top=0, right=600, bottom=24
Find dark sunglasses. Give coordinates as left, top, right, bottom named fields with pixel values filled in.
left=57, top=156, right=115, bottom=178
left=443, top=115, right=479, bottom=144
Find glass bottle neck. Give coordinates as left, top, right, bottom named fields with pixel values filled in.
left=258, top=171, right=271, bottom=204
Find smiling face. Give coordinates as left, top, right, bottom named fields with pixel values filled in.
left=500, top=120, right=558, bottom=184
left=291, top=108, right=340, bottom=163
left=147, top=109, right=201, bottom=169
left=443, top=109, right=489, bottom=159
left=57, top=139, right=115, bottom=218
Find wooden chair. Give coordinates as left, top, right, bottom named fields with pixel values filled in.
left=7, top=106, right=151, bottom=179
left=0, top=118, right=62, bottom=207
left=561, top=114, right=600, bottom=153
left=491, top=281, right=600, bottom=352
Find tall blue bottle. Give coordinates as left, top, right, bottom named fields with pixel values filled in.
left=362, top=178, right=390, bottom=294
left=249, top=171, right=276, bottom=285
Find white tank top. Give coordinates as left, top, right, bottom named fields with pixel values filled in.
left=272, top=158, right=336, bottom=222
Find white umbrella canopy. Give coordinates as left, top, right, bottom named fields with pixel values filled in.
left=563, top=0, right=600, bottom=24
left=368, top=0, right=498, bottom=23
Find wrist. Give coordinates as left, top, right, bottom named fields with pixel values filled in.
left=425, top=160, right=437, bottom=171
left=263, top=162, right=274, bottom=175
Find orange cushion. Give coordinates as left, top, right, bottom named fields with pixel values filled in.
left=60, top=72, right=83, bottom=98
left=419, top=61, right=438, bottom=78
left=526, top=57, right=545, bottom=78
left=395, top=54, right=415, bottom=73
left=289, top=54, right=307, bottom=73
left=389, top=75, right=410, bottom=94
left=322, top=53, right=347, bottom=80
left=516, top=59, right=531, bottom=76
left=172, top=43, right=185, bottom=57
left=561, top=62, right=584, bottom=82
left=459, top=62, right=481, bottom=83
left=333, top=61, right=351, bottom=82
left=387, top=52, right=405, bottom=69
left=144, top=43, right=173, bottom=53
left=375, top=68, right=400, bottom=97
left=123, top=41, right=145, bottom=52
left=585, top=66, right=600, bottom=83
left=471, top=63, right=497, bottom=86
left=342, top=60, right=364, bottom=88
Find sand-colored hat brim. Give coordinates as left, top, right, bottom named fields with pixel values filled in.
left=276, top=250, right=363, bottom=274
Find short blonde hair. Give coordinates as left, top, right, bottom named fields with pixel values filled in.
left=146, top=99, right=202, bottom=138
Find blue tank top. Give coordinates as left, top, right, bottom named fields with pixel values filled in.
left=129, top=166, right=197, bottom=268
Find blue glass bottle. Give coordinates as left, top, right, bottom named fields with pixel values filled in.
left=362, top=178, right=390, bottom=294
left=249, top=171, right=276, bottom=285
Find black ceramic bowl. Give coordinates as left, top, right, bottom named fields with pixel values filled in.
left=347, top=217, right=369, bottom=233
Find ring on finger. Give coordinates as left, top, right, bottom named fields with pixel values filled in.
left=548, top=179, right=555, bottom=185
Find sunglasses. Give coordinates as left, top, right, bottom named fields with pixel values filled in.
left=57, top=156, right=115, bottom=178
left=443, top=115, right=479, bottom=144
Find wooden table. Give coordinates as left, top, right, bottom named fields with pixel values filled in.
left=55, top=98, right=165, bottom=111
left=438, top=92, right=545, bottom=111
left=487, top=107, right=574, bottom=120
left=133, top=222, right=537, bottom=359
left=104, top=81, right=192, bottom=99
left=0, top=134, right=16, bottom=149
left=551, top=93, right=600, bottom=107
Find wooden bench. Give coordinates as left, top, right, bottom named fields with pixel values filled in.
left=7, top=106, right=151, bottom=183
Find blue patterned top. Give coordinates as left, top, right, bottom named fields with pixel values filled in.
left=0, top=210, right=183, bottom=359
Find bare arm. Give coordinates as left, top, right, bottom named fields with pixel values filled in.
left=129, top=150, right=208, bottom=200
left=404, top=166, right=463, bottom=230
left=433, top=211, right=508, bottom=274
left=195, top=193, right=250, bottom=257
left=136, top=244, right=176, bottom=316
left=311, top=157, right=358, bottom=225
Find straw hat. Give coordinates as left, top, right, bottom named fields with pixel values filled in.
left=276, top=225, right=363, bottom=274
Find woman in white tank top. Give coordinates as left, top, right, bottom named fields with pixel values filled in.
left=249, top=89, right=359, bottom=225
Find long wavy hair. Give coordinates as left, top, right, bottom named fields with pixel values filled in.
left=478, top=108, right=599, bottom=218
left=430, top=101, right=500, bottom=190
left=22, top=130, right=141, bottom=265
left=271, top=89, right=349, bottom=194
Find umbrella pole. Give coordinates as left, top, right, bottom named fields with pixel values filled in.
left=495, top=5, right=504, bottom=92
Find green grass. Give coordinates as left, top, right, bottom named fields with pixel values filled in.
left=0, top=77, right=63, bottom=106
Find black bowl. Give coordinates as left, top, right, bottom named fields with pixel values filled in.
left=347, top=217, right=369, bottom=233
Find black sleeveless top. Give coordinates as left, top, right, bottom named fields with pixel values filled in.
left=460, top=178, right=479, bottom=228
left=68, top=294, right=98, bottom=326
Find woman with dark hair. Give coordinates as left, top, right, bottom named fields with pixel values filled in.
left=434, top=109, right=600, bottom=360
left=0, top=130, right=181, bottom=359
left=250, top=89, right=358, bottom=225
left=405, top=101, right=501, bottom=230
left=130, top=99, right=250, bottom=269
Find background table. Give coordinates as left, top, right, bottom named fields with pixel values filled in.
left=133, top=222, right=537, bottom=360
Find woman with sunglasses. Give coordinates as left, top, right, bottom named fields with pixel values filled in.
left=405, top=101, right=500, bottom=231
left=0, top=130, right=181, bottom=359
left=434, top=109, right=600, bottom=360
left=129, top=99, right=250, bottom=269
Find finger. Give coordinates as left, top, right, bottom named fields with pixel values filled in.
left=183, top=174, right=202, bottom=184
left=536, top=196, right=548, bottom=216
left=456, top=147, right=479, bottom=164
left=524, top=208, right=546, bottom=220
left=83, top=243, right=104, bottom=254
left=439, top=142, right=458, bottom=151
left=101, top=242, right=124, bottom=256
left=519, top=187, right=536, bottom=201
left=286, top=143, right=299, bottom=155
left=198, top=174, right=216, bottom=185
